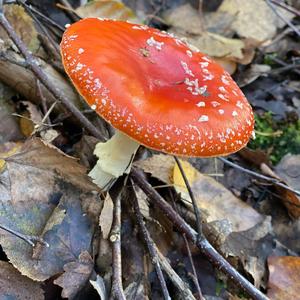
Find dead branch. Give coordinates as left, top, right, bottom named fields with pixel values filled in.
left=110, top=192, right=126, bottom=300
left=131, top=167, right=269, bottom=300
left=219, top=157, right=300, bottom=197
left=131, top=183, right=170, bottom=300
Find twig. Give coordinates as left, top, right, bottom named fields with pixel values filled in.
left=131, top=167, right=269, bottom=300
left=183, top=234, right=204, bottom=300
left=0, top=224, right=49, bottom=247
left=174, top=156, right=203, bottom=241
left=269, top=0, right=300, bottom=17
left=110, top=192, right=126, bottom=300
left=0, top=12, right=104, bottom=140
left=265, top=0, right=300, bottom=37
left=18, top=0, right=61, bottom=58
left=131, top=182, right=170, bottom=300
left=169, top=190, right=204, bottom=300
left=219, top=157, right=300, bottom=197
left=156, top=245, right=196, bottom=300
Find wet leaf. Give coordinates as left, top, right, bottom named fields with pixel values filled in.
left=0, top=261, right=44, bottom=300
left=0, top=141, right=22, bottom=172
left=0, top=138, right=101, bottom=281
left=267, top=256, right=300, bottom=299
left=54, top=251, right=94, bottom=299
left=76, top=0, right=139, bottom=23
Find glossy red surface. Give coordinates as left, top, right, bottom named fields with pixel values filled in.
left=61, top=18, right=254, bottom=156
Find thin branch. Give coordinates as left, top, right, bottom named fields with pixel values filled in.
left=169, top=190, right=203, bottom=299
left=219, top=157, right=300, bottom=197
left=0, top=224, right=49, bottom=247
left=0, top=12, right=104, bottom=140
left=174, top=156, right=203, bottom=241
left=269, top=0, right=300, bottom=17
left=110, top=192, right=126, bottom=300
left=156, top=245, right=196, bottom=300
left=265, top=0, right=300, bottom=37
left=131, top=182, right=170, bottom=300
left=131, top=167, right=269, bottom=300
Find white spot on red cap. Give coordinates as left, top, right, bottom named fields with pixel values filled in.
left=198, top=115, right=209, bottom=122
left=146, top=36, right=164, bottom=50
left=218, top=109, right=224, bottom=115
left=196, top=101, right=205, bottom=107
left=78, top=48, right=85, bottom=54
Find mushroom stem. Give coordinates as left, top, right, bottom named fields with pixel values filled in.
left=89, top=130, right=140, bottom=189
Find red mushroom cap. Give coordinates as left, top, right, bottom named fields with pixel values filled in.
left=61, top=18, right=254, bottom=157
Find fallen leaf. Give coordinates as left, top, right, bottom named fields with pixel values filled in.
left=173, top=159, right=264, bottom=232
left=238, top=64, right=271, bottom=87
left=163, top=4, right=254, bottom=64
left=99, top=193, right=114, bottom=239
left=267, top=256, right=300, bottom=299
left=1, top=4, right=40, bottom=53
left=221, top=217, right=272, bottom=287
left=54, top=251, right=94, bottom=299
left=0, top=261, right=44, bottom=300
left=76, top=0, right=139, bottom=23
left=273, top=154, right=300, bottom=218
left=0, top=138, right=101, bottom=281
left=0, top=141, right=22, bottom=171
left=0, top=82, right=23, bottom=143
left=134, top=154, right=174, bottom=185
left=217, top=0, right=294, bottom=42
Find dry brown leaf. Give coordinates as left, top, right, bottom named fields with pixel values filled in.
left=218, top=0, right=294, bottom=42
left=238, top=64, right=271, bottom=87
left=0, top=141, right=22, bottom=171
left=76, top=0, right=139, bottom=23
left=0, top=261, right=44, bottom=300
left=0, top=138, right=100, bottom=281
left=173, top=159, right=264, bottom=232
left=134, top=154, right=174, bottom=185
left=54, top=251, right=94, bottom=299
left=267, top=256, right=300, bottom=299
left=99, top=193, right=114, bottom=239
left=163, top=4, right=253, bottom=64
left=1, top=4, right=40, bottom=53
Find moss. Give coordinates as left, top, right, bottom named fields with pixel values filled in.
left=249, top=112, right=300, bottom=164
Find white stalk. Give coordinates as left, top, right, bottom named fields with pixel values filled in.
left=89, top=130, right=140, bottom=190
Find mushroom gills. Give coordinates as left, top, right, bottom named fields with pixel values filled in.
left=89, top=130, right=140, bottom=190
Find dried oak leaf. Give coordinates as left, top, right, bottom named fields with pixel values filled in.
left=267, top=256, right=300, bottom=299
left=54, top=251, right=94, bottom=299
left=0, top=261, right=44, bottom=300
left=0, top=138, right=100, bottom=281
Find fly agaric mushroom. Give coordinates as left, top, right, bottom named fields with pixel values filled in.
left=61, top=18, right=254, bottom=189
